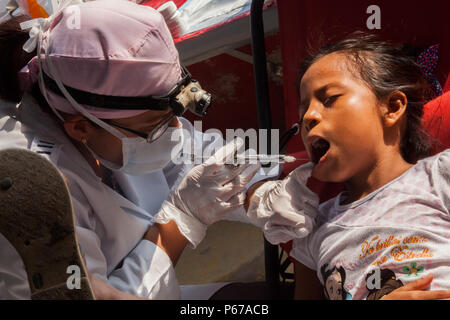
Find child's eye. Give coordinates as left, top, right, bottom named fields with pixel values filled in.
left=323, top=95, right=340, bottom=106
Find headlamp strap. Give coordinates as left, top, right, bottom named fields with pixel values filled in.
left=42, top=72, right=171, bottom=111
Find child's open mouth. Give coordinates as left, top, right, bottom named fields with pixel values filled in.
left=310, top=138, right=330, bottom=164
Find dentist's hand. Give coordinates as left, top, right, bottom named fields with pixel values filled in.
left=247, top=162, right=319, bottom=244
left=154, top=139, right=260, bottom=248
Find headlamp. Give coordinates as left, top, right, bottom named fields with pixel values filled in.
left=165, top=66, right=212, bottom=117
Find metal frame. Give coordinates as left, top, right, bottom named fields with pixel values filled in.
left=250, top=0, right=281, bottom=299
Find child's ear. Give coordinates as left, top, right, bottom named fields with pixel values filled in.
left=382, top=91, right=408, bottom=127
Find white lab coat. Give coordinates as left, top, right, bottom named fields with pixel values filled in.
left=0, top=93, right=276, bottom=299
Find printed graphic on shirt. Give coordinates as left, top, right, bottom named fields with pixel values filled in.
left=359, top=234, right=434, bottom=267
left=402, top=262, right=425, bottom=277
left=320, top=232, right=435, bottom=299
left=365, top=268, right=404, bottom=300
left=320, top=263, right=353, bottom=300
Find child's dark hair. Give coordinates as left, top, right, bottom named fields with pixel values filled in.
left=299, top=31, right=433, bottom=163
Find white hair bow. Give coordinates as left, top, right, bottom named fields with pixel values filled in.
left=19, top=0, right=83, bottom=53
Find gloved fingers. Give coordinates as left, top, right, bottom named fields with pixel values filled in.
left=233, top=163, right=261, bottom=187
left=219, top=164, right=261, bottom=199
left=200, top=192, right=246, bottom=225
left=263, top=214, right=314, bottom=244
left=217, top=161, right=261, bottom=185
left=263, top=226, right=311, bottom=245
left=270, top=194, right=319, bottom=223
left=290, top=161, right=315, bottom=184
left=218, top=185, right=244, bottom=203
left=284, top=181, right=320, bottom=208
left=269, top=209, right=315, bottom=228
left=204, top=138, right=243, bottom=171
left=263, top=229, right=294, bottom=245
left=220, top=189, right=247, bottom=210
left=216, top=161, right=252, bottom=183
left=282, top=180, right=320, bottom=211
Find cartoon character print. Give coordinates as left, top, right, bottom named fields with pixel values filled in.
left=365, top=269, right=404, bottom=300
left=320, top=264, right=352, bottom=300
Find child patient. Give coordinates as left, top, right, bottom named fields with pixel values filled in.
left=249, top=32, right=450, bottom=300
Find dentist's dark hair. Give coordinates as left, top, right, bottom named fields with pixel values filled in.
left=0, top=15, right=88, bottom=122
left=0, top=14, right=36, bottom=102
left=299, top=31, right=433, bottom=163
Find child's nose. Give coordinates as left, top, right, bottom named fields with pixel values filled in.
left=302, top=108, right=322, bottom=132
left=303, top=118, right=318, bottom=132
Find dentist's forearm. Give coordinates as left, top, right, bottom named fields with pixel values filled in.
left=143, top=221, right=189, bottom=266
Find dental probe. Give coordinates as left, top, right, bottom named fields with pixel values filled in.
left=236, top=154, right=300, bottom=163
left=182, top=154, right=308, bottom=163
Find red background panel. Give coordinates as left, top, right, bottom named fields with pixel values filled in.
left=183, top=33, right=286, bottom=135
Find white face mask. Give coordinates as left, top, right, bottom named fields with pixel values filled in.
left=91, top=126, right=184, bottom=176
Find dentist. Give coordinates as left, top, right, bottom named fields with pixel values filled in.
left=0, top=0, right=261, bottom=299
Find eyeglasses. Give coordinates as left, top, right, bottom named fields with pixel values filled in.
left=104, top=113, right=176, bottom=143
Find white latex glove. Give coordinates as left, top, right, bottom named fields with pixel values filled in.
left=154, top=139, right=261, bottom=248
left=247, top=162, right=319, bottom=245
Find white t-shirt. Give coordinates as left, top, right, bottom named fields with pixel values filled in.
left=291, top=149, right=450, bottom=300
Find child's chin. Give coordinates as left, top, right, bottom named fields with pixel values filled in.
left=311, top=167, right=328, bottom=181
left=311, top=172, right=333, bottom=182
left=311, top=166, right=345, bottom=183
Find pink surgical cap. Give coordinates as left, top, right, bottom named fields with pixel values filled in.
left=38, top=0, right=181, bottom=119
